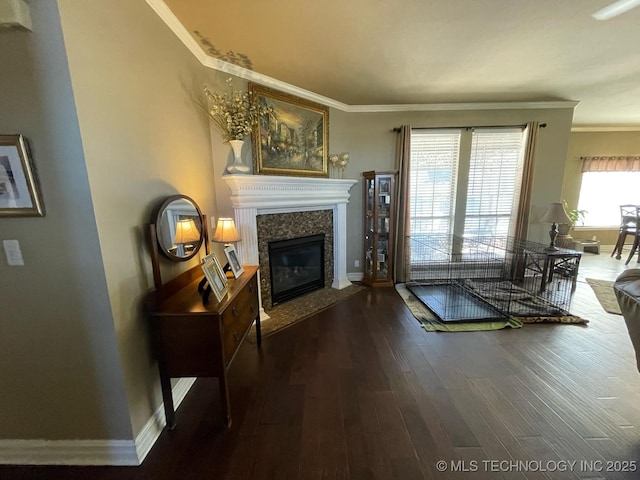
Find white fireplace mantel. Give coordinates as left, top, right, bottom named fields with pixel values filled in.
left=222, top=174, right=357, bottom=291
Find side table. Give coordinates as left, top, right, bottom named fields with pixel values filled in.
left=524, top=247, right=582, bottom=293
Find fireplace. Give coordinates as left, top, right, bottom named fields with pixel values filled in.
left=222, top=174, right=357, bottom=318
left=268, top=234, right=325, bottom=305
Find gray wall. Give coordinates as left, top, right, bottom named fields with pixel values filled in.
left=1, top=0, right=217, bottom=444
left=0, top=1, right=131, bottom=440
left=332, top=108, right=575, bottom=272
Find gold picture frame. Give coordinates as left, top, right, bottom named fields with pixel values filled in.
left=249, top=83, right=329, bottom=177
left=0, top=134, right=44, bottom=217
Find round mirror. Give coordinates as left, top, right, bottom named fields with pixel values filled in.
left=152, top=194, right=204, bottom=262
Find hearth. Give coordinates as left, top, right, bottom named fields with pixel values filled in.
left=268, top=234, right=325, bottom=305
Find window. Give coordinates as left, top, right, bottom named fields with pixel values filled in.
left=577, top=171, right=640, bottom=227
left=465, top=130, right=525, bottom=237
left=409, top=127, right=526, bottom=238
left=409, top=130, right=460, bottom=235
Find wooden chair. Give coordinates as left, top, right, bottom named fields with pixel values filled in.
left=624, top=205, right=640, bottom=265
left=612, top=204, right=638, bottom=259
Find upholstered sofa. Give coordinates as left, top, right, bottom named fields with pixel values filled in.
left=614, top=269, right=640, bottom=372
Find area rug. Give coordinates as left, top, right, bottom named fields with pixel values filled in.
left=396, top=283, right=588, bottom=332
left=247, top=284, right=367, bottom=342
left=586, top=278, right=622, bottom=315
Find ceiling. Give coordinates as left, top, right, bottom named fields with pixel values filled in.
left=160, top=0, right=640, bottom=128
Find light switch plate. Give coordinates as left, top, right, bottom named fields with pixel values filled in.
left=3, top=239, right=24, bottom=266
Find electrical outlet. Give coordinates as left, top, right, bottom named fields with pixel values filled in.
left=354, top=259, right=360, bottom=268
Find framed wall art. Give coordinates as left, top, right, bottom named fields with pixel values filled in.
left=0, top=134, right=44, bottom=217
left=249, top=83, right=329, bottom=177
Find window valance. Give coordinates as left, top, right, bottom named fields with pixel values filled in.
left=581, top=156, right=640, bottom=172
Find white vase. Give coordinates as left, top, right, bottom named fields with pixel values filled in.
left=226, top=139, right=250, bottom=174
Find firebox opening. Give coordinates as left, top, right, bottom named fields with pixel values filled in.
left=268, top=234, right=325, bottom=306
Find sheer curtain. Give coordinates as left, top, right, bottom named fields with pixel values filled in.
left=393, top=125, right=411, bottom=283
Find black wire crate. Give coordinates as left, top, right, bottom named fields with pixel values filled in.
left=406, top=234, right=580, bottom=323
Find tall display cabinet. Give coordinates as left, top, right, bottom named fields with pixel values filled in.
left=362, top=170, right=397, bottom=287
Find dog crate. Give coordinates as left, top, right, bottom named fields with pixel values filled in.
left=406, top=234, right=579, bottom=323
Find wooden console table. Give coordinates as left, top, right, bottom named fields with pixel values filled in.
left=146, top=265, right=260, bottom=429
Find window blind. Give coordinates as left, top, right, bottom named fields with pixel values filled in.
left=464, top=129, right=525, bottom=237
left=409, top=130, right=461, bottom=235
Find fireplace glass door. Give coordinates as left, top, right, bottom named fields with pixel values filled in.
left=268, top=234, right=325, bottom=305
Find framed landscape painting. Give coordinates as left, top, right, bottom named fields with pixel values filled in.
left=249, top=83, right=329, bottom=177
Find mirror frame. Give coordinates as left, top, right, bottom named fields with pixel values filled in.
left=151, top=194, right=205, bottom=262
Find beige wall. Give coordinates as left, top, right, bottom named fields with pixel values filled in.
left=562, top=131, right=640, bottom=245
left=57, top=0, right=217, bottom=436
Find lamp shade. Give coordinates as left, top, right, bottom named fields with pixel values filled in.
left=173, top=218, right=200, bottom=244
left=212, top=217, right=241, bottom=243
left=540, top=202, right=571, bottom=224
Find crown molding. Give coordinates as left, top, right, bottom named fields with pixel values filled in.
left=348, top=101, right=579, bottom=113
left=571, top=126, right=640, bottom=132
left=146, top=0, right=580, bottom=114
left=145, top=0, right=348, bottom=110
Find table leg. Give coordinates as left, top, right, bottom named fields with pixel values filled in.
left=220, top=375, right=232, bottom=428
left=159, top=367, right=176, bottom=430
left=540, top=257, right=551, bottom=293
left=547, top=257, right=556, bottom=285
left=255, top=312, right=262, bottom=347
left=612, top=231, right=624, bottom=259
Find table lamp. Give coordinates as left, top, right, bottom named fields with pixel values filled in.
left=212, top=217, right=241, bottom=277
left=540, top=202, right=570, bottom=251
left=173, top=218, right=200, bottom=255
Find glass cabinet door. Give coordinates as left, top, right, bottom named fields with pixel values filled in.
left=362, top=171, right=396, bottom=286
left=364, top=177, right=375, bottom=278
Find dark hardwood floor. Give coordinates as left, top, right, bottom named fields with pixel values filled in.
left=3, top=249, right=640, bottom=479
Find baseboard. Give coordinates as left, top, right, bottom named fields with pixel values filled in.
left=0, top=377, right=196, bottom=466
left=347, top=272, right=364, bottom=282
left=135, top=377, right=196, bottom=463
left=0, top=438, right=139, bottom=466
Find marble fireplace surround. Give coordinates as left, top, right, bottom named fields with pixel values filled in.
left=222, top=175, right=357, bottom=313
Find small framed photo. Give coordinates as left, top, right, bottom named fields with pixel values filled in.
left=224, top=245, right=244, bottom=278
left=201, top=254, right=228, bottom=302
left=204, top=252, right=228, bottom=284
left=0, top=134, right=44, bottom=217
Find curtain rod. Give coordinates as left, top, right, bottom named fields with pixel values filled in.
left=392, top=123, right=546, bottom=132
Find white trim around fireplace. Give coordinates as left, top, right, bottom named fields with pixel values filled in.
left=223, top=175, right=357, bottom=315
